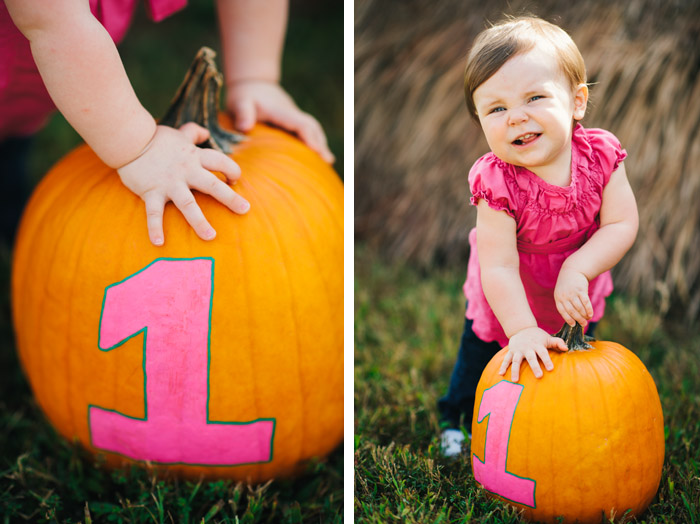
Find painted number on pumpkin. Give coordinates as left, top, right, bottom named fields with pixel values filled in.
left=88, top=257, right=275, bottom=466
left=472, top=381, right=536, bottom=508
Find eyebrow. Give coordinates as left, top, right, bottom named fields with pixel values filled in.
left=477, top=88, right=548, bottom=107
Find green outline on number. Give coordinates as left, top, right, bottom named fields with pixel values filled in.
left=87, top=256, right=276, bottom=467
left=472, top=379, right=537, bottom=509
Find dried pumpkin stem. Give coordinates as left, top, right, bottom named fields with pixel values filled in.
left=160, top=47, right=245, bottom=153
left=554, top=322, right=594, bottom=351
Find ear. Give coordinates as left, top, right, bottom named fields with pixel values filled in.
left=573, top=83, right=588, bottom=120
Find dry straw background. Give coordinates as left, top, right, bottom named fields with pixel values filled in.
left=355, top=0, right=700, bottom=322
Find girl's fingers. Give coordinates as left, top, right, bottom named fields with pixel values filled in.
left=179, top=122, right=211, bottom=145
left=199, top=148, right=242, bottom=182
left=583, top=296, right=594, bottom=319
left=272, top=110, right=335, bottom=163
left=525, top=352, right=543, bottom=378
left=535, top=346, right=554, bottom=371
left=143, top=191, right=166, bottom=246
left=510, top=354, right=523, bottom=382
left=190, top=169, right=250, bottom=214
left=547, top=336, right=569, bottom=352
left=296, top=116, right=334, bottom=163
left=570, top=296, right=590, bottom=325
left=231, top=98, right=256, bottom=132
left=169, top=186, right=216, bottom=241
left=498, top=352, right=513, bottom=376
left=557, top=301, right=576, bottom=326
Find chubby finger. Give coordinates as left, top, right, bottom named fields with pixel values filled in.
left=582, top=295, right=594, bottom=320
left=569, top=297, right=591, bottom=326
left=525, top=352, right=543, bottom=379
left=510, top=353, right=523, bottom=382
left=231, top=98, right=256, bottom=132
left=296, top=116, right=335, bottom=163
left=273, top=110, right=335, bottom=163
left=199, top=148, right=242, bottom=182
left=179, top=122, right=211, bottom=145
left=169, top=186, right=216, bottom=241
left=143, top=191, right=167, bottom=246
left=557, top=301, right=576, bottom=327
left=498, top=352, right=513, bottom=376
left=536, top=346, right=554, bottom=371
left=190, top=169, right=250, bottom=214
left=547, top=336, right=569, bottom=352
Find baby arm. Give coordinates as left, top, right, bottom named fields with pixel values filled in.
left=6, top=0, right=249, bottom=246
left=554, top=162, right=639, bottom=326
left=476, top=201, right=567, bottom=382
left=215, top=0, right=335, bottom=163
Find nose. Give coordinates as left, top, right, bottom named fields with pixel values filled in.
left=508, top=107, right=528, bottom=126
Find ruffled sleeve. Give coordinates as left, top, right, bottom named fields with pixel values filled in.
left=583, top=127, right=627, bottom=186
left=468, top=153, right=516, bottom=219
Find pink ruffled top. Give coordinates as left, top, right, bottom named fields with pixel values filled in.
left=463, top=124, right=627, bottom=347
left=0, top=0, right=186, bottom=140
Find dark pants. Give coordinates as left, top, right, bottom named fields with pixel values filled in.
left=0, top=136, right=33, bottom=247
left=438, top=312, right=597, bottom=430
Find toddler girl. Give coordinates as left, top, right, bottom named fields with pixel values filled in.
left=1, top=0, right=334, bottom=247
left=439, top=15, right=638, bottom=457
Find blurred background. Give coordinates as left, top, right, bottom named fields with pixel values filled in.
left=1, top=2, right=343, bottom=521
left=355, top=0, right=700, bottom=324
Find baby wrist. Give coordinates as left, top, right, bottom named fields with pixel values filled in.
left=226, top=77, right=280, bottom=88
left=506, top=324, right=539, bottom=339
left=113, top=124, right=159, bottom=171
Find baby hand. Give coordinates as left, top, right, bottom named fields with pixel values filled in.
left=117, top=123, right=250, bottom=246
left=226, top=80, right=335, bottom=163
left=499, top=327, right=568, bottom=382
left=554, top=266, right=593, bottom=327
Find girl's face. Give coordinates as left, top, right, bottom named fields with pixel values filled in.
left=473, top=45, right=588, bottom=184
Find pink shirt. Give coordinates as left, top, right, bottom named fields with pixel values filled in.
left=463, top=124, right=627, bottom=347
left=0, top=0, right=186, bottom=140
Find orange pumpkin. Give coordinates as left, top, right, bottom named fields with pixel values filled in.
left=471, top=325, right=664, bottom=523
left=11, top=117, right=343, bottom=481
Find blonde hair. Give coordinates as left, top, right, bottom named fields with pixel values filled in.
left=464, top=16, right=586, bottom=120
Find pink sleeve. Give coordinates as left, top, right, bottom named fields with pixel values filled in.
left=468, top=154, right=516, bottom=219
left=586, top=128, right=627, bottom=186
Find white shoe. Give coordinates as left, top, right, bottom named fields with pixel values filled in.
left=440, top=429, right=466, bottom=458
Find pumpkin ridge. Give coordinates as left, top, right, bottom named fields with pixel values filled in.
left=255, top=162, right=340, bottom=323
left=70, top=169, right=134, bottom=437
left=32, top=160, right=111, bottom=429
left=239, top=155, right=343, bottom=461
left=585, top=347, right=621, bottom=515
left=570, top=354, right=586, bottom=515
left=242, top=173, right=307, bottom=469
left=241, top=150, right=343, bottom=238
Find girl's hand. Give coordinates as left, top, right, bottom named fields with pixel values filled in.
left=554, top=266, right=594, bottom=327
left=226, top=80, right=335, bottom=163
left=117, top=123, right=250, bottom=246
left=499, top=327, right=568, bottom=382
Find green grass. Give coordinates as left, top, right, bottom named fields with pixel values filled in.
left=1, top=3, right=342, bottom=522
left=354, top=243, right=700, bottom=523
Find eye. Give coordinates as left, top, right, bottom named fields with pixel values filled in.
left=489, top=106, right=506, bottom=114
left=529, top=95, right=544, bottom=102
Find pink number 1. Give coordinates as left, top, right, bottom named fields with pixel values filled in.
left=89, top=257, right=275, bottom=466
left=472, top=381, right=536, bottom=508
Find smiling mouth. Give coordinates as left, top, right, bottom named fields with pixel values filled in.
left=512, top=133, right=541, bottom=146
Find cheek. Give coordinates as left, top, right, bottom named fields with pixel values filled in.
left=480, top=120, right=501, bottom=140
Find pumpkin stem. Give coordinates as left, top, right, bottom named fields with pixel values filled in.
left=553, top=322, right=595, bottom=351
left=160, top=47, right=245, bottom=153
